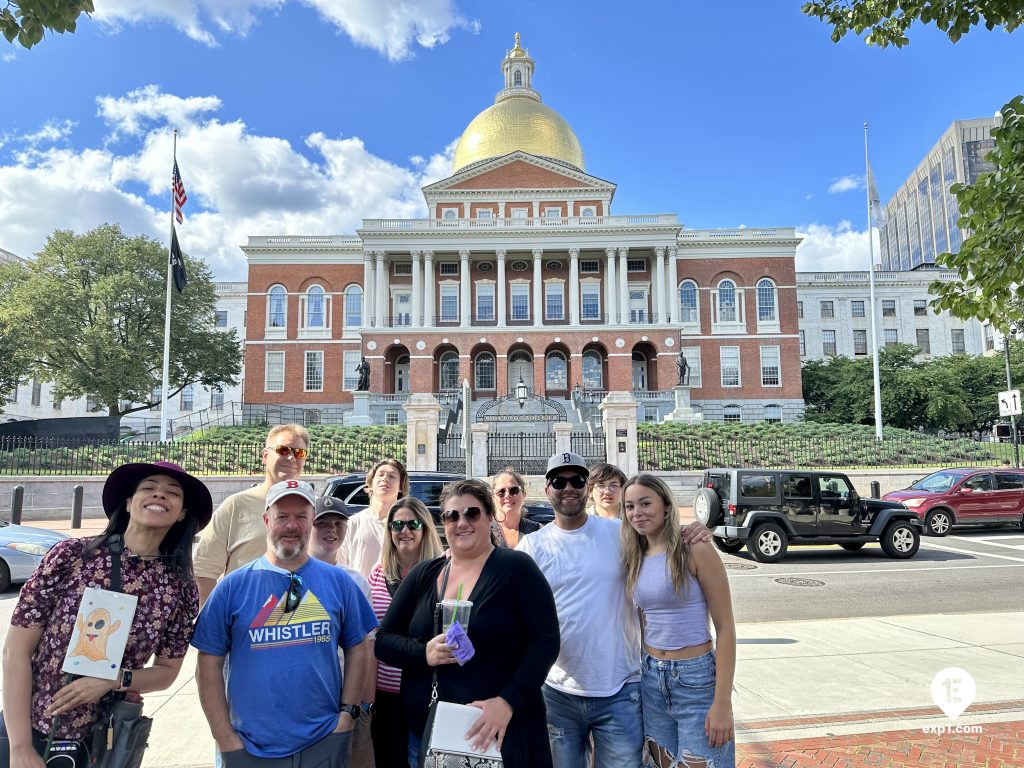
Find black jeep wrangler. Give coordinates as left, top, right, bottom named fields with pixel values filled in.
left=694, top=468, right=921, bottom=563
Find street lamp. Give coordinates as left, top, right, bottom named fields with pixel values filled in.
left=1005, top=324, right=1021, bottom=468
left=515, top=376, right=528, bottom=409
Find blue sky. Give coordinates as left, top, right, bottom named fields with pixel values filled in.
left=1, top=1, right=1022, bottom=280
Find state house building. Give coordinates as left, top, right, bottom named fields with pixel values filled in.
left=242, top=36, right=804, bottom=426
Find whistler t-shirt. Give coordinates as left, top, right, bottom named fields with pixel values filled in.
left=192, top=556, right=379, bottom=757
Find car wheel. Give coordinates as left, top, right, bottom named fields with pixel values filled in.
left=748, top=522, right=788, bottom=563
left=925, top=509, right=952, bottom=537
left=0, top=559, right=10, bottom=592
left=840, top=542, right=865, bottom=551
left=692, top=489, right=722, bottom=527
left=881, top=521, right=920, bottom=559
left=713, top=537, right=745, bottom=554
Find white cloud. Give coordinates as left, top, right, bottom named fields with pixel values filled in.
left=97, top=86, right=222, bottom=139
left=827, top=175, right=863, bottom=194
left=93, top=0, right=284, bottom=46
left=795, top=220, right=883, bottom=272
left=2, top=51, right=16, bottom=63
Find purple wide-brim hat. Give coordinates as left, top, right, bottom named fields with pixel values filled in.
left=102, top=460, right=213, bottom=530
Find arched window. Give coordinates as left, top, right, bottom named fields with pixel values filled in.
left=717, top=280, right=737, bottom=323
left=439, top=352, right=459, bottom=390
left=474, top=352, right=496, bottom=390
left=756, top=278, right=777, bottom=322
left=545, top=352, right=567, bottom=389
left=305, top=285, right=325, bottom=328
left=723, top=404, right=742, bottom=422
left=513, top=70, right=523, bottom=86
left=443, top=209, right=457, bottom=219
left=345, top=285, right=363, bottom=328
left=268, top=285, right=286, bottom=328
left=582, top=351, right=603, bottom=390
left=679, top=280, right=698, bottom=324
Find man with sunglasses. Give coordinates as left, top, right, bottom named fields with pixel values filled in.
left=193, top=479, right=379, bottom=768
left=195, top=424, right=311, bottom=605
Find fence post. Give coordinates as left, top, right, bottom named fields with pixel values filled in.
left=10, top=486, right=24, bottom=524
left=870, top=481, right=881, bottom=499
left=71, top=485, right=84, bottom=528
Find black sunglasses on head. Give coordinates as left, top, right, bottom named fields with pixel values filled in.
left=548, top=475, right=587, bottom=490
left=388, top=519, right=424, bottom=532
left=441, top=506, right=483, bottom=524
left=285, top=572, right=304, bottom=613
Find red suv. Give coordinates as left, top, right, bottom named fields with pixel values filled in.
left=883, top=468, right=1024, bottom=536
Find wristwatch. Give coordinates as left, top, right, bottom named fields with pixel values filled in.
left=118, top=668, right=133, bottom=691
left=340, top=704, right=360, bottom=720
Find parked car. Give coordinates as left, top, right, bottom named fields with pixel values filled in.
left=882, top=467, right=1024, bottom=536
left=0, top=521, right=70, bottom=591
left=694, top=468, right=921, bottom=563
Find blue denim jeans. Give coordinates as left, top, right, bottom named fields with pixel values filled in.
left=640, top=651, right=734, bottom=768
left=542, top=681, right=643, bottom=768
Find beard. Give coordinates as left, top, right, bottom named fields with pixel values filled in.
left=272, top=535, right=306, bottom=561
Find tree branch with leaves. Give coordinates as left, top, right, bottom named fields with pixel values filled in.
left=1, top=0, right=92, bottom=48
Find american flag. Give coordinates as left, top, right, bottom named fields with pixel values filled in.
left=172, top=161, right=187, bottom=223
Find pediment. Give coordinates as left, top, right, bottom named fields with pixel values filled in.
left=425, top=152, right=614, bottom=194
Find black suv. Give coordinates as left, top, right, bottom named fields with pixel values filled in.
left=694, top=468, right=921, bottom=563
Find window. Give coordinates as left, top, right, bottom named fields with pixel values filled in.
left=580, top=207, right=596, bottom=218
left=799, top=330, right=806, bottom=357
left=914, top=299, right=928, bottom=317
left=304, top=285, right=325, bottom=329
left=545, top=283, right=564, bottom=320
left=477, top=209, right=492, bottom=219
left=474, top=353, right=495, bottom=389
left=510, top=284, right=530, bottom=320
left=265, top=352, right=285, bottom=392
left=181, top=384, right=195, bottom=411
left=384, top=409, right=400, bottom=426
left=740, top=473, right=776, bottom=497
left=819, top=475, right=852, bottom=499
left=627, top=259, right=646, bottom=273
left=393, top=292, right=411, bottom=326
left=884, top=328, right=899, bottom=347
left=215, top=310, right=228, bottom=328
left=440, top=285, right=459, bottom=322
left=211, top=387, right=224, bottom=412
left=644, top=406, right=660, bottom=423
left=679, top=281, right=698, bottom=324
left=476, top=283, right=495, bottom=321
left=764, top=405, right=783, bottom=424
left=545, top=352, right=567, bottom=389
left=720, top=347, right=740, bottom=387
left=345, top=285, right=362, bottom=328
left=582, top=351, right=603, bottom=389
left=342, top=350, right=361, bottom=391
left=442, top=209, right=458, bottom=219
left=851, top=300, right=865, bottom=318
left=882, top=300, right=896, bottom=317
left=268, top=285, right=286, bottom=329
left=782, top=474, right=813, bottom=498
left=723, top=405, right=742, bottom=422
left=513, top=70, right=522, bottom=86
left=580, top=260, right=599, bottom=274
left=916, top=328, right=931, bottom=354
left=823, top=330, right=837, bottom=357
left=718, top=281, right=738, bottom=323
left=951, top=329, right=966, bottom=354
left=628, top=289, right=648, bottom=323
left=756, top=279, right=777, bottom=322
left=679, top=347, right=702, bottom=387
left=543, top=207, right=562, bottom=220
left=510, top=207, right=528, bottom=219
left=86, top=395, right=98, bottom=412
left=439, top=352, right=459, bottom=390
left=31, top=380, right=41, bottom=406
left=760, top=346, right=780, bottom=387
left=853, top=329, right=868, bottom=356
left=439, top=262, right=459, bottom=276
left=393, top=262, right=412, bottom=276
left=820, top=300, right=834, bottom=319
left=581, top=282, right=601, bottom=320
left=797, top=300, right=803, bottom=319
left=984, top=324, right=995, bottom=352
left=149, top=387, right=161, bottom=411
left=996, top=472, right=1024, bottom=490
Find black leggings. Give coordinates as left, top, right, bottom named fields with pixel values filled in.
left=0, top=711, right=90, bottom=768
left=369, top=691, right=408, bottom=768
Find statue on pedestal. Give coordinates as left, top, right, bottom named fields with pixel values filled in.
left=676, top=350, right=690, bottom=386
left=356, top=357, right=371, bottom=391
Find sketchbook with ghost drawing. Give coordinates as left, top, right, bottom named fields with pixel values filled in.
left=61, top=587, right=138, bottom=680
left=428, top=701, right=502, bottom=759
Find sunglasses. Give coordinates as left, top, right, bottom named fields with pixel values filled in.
left=285, top=572, right=304, bottom=613
left=388, top=519, right=424, bottom=532
left=441, top=506, right=484, bottom=524
left=269, top=445, right=309, bottom=461
left=495, top=487, right=521, bottom=498
left=549, top=475, right=587, bottom=490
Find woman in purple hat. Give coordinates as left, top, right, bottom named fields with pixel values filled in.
left=0, top=460, right=213, bottom=768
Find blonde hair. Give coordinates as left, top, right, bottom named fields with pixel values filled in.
left=266, top=424, right=310, bottom=447
left=380, top=497, right=442, bottom=581
left=621, top=474, right=688, bottom=598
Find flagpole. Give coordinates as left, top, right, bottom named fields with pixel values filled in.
left=864, top=123, right=883, bottom=441
left=159, top=130, right=177, bottom=442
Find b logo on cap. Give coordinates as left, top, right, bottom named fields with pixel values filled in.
left=562, top=453, right=571, bottom=463
left=286, top=480, right=299, bottom=488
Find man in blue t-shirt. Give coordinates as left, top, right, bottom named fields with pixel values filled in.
left=193, top=479, right=379, bottom=766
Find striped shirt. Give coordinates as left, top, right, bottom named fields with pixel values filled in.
left=368, top=563, right=402, bottom=693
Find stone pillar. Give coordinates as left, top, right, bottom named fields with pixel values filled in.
left=653, top=247, right=665, bottom=323
left=403, top=393, right=441, bottom=471
left=471, top=423, right=489, bottom=479
left=362, top=251, right=375, bottom=328
left=553, top=422, right=572, bottom=457
left=618, top=247, right=629, bottom=325
left=568, top=248, right=580, bottom=325
left=668, top=246, right=679, bottom=324
left=496, top=249, right=507, bottom=328
left=350, top=391, right=372, bottom=427
left=423, top=250, right=435, bottom=327
left=663, top=385, right=703, bottom=423
left=374, top=251, right=388, bottom=328
left=411, top=250, right=422, bottom=328
left=600, top=391, right=640, bottom=477
left=605, top=247, right=617, bottom=324
left=532, top=248, right=543, bottom=327
left=459, top=249, right=471, bottom=328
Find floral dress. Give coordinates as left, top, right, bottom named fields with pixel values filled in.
left=11, top=538, right=198, bottom=739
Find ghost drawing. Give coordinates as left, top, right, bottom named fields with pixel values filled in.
left=70, top=608, right=122, bottom=662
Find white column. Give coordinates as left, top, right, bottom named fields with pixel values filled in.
left=459, top=249, right=471, bottom=328
left=532, top=248, right=543, bottom=328
left=423, top=250, right=435, bottom=327
left=568, top=247, right=580, bottom=325
left=653, top=247, right=666, bottom=323
left=374, top=251, right=387, bottom=327
left=667, top=246, right=679, bottom=323
left=618, top=247, right=629, bottom=324
left=411, top=250, right=422, bottom=327
left=605, top=247, right=617, bottom=325
left=362, top=251, right=375, bottom=328
left=496, top=249, right=507, bottom=328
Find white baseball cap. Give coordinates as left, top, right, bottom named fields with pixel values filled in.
left=545, top=452, right=590, bottom=480
left=265, top=479, right=315, bottom=510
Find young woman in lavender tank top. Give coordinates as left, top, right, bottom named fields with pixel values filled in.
left=621, top=474, right=736, bottom=768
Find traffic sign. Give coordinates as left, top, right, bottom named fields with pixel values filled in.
left=998, top=389, right=1022, bottom=417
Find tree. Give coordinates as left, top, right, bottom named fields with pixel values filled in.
left=1, top=0, right=92, bottom=48
left=0, top=224, right=242, bottom=420
left=0, top=319, right=29, bottom=408
left=801, top=1, right=1024, bottom=47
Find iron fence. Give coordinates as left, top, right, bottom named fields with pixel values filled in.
left=437, top=433, right=467, bottom=474
left=486, top=432, right=557, bottom=475
left=571, top=432, right=606, bottom=463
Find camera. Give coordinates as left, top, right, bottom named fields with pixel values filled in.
left=45, top=739, right=85, bottom=768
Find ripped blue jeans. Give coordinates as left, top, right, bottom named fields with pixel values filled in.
left=542, top=681, right=643, bottom=768
left=640, top=651, right=734, bottom=768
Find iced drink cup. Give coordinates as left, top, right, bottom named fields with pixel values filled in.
left=441, top=599, right=473, bottom=632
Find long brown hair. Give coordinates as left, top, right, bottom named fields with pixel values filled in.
left=365, top=458, right=410, bottom=498
left=621, top=474, right=688, bottom=597
left=380, top=497, right=442, bottom=581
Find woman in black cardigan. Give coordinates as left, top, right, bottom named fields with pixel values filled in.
left=375, top=479, right=560, bottom=767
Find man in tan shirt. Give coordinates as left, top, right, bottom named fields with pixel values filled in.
left=193, top=423, right=310, bottom=605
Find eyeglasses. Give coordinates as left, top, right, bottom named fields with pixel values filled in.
left=549, top=475, right=587, bottom=490
left=495, top=487, right=521, bottom=498
left=285, top=572, right=304, bottom=613
left=441, top=506, right=483, bottom=524
left=269, top=445, right=308, bottom=461
left=594, top=483, right=622, bottom=493
left=388, top=519, right=424, bottom=532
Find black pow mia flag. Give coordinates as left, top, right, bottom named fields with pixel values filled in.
left=170, top=225, right=188, bottom=293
